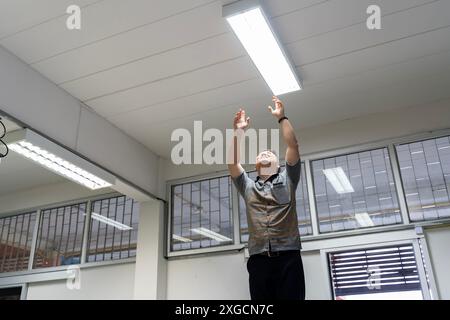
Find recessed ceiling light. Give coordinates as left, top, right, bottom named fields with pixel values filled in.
left=6, top=129, right=115, bottom=190
left=223, top=0, right=302, bottom=95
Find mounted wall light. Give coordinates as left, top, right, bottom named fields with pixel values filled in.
left=6, top=128, right=115, bottom=190
left=223, top=0, right=302, bottom=95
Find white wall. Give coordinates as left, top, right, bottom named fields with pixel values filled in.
left=167, top=252, right=249, bottom=300
left=26, top=263, right=136, bottom=300
left=166, top=250, right=329, bottom=300
left=424, top=225, right=450, bottom=300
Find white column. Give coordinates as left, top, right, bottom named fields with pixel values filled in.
left=133, top=199, right=167, bottom=299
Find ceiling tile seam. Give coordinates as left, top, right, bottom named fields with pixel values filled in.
left=141, top=69, right=450, bottom=132
left=104, top=76, right=260, bottom=119
left=28, top=0, right=220, bottom=66
left=82, top=54, right=249, bottom=103
left=269, top=0, right=332, bottom=19
left=0, top=0, right=107, bottom=41
left=306, top=47, right=450, bottom=89
left=28, top=0, right=345, bottom=68
left=108, top=51, right=450, bottom=126
left=85, top=25, right=450, bottom=115
left=295, top=24, right=450, bottom=69
left=57, top=31, right=230, bottom=86
left=284, top=0, right=441, bottom=45
left=40, top=0, right=440, bottom=87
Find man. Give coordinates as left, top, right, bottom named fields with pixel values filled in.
left=228, top=96, right=305, bottom=300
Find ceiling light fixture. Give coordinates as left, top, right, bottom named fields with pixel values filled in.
left=323, top=167, right=355, bottom=194
left=354, top=212, right=375, bottom=227
left=191, top=227, right=232, bottom=243
left=90, top=212, right=133, bottom=230
left=172, top=234, right=193, bottom=243
left=6, top=129, right=115, bottom=190
left=223, top=0, right=302, bottom=95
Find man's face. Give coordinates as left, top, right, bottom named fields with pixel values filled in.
left=255, top=150, right=279, bottom=176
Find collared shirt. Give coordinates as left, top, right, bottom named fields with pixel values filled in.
left=232, top=160, right=302, bottom=256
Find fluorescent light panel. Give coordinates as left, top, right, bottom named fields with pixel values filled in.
left=191, top=227, right=232, bottom=243
left=90, top=212, right=132, bottom=230
left=354, top=212, right=375, bottom=227
left=323, top=167, right=355, bottom=194
left=223, top=1, right=301, bottom=95
left=7, top=129, right=114, bottom=190
left=173, top=234, right=193, bottom=243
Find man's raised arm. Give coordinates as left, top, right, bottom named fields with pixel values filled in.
left=268, top=96, right=300, bottom=166
left=227, top=108, right=250, bottom=178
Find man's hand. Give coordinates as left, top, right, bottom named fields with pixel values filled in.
left=234, top=108, right=250, bottom=130
left=228, top=108, right=249, bottom=178
left=267, top=96, right=285, bottom=120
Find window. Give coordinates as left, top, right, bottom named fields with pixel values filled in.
left=87, top=195, right=139, bottom=262
left=396, top=136, right=450, bottom=221
left=0, top=212, right=36, bottom=273
left=239, top=164, right=312, bottom=243
left=0, top=287, right=22, bottom=300
left=328, top=244, right=424, bottom=300
left=34, top=203, right=86, bottom=268
left=171, top=176, right=233, bottom=252
left=312, top=148, right=401, bottom=233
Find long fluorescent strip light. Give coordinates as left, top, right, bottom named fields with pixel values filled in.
left=173, top=234, right=193, bottom=243
left=354, top=212, right=375, bottom=227
left=90, top=212, right=133, bottom=231
left=6, top=129, right=114, bottom=190
left=223, top=0, right=301, bottom=95
left=323, top=167, right=355, bottom=194
left=191, top=227, right=232, bottom=243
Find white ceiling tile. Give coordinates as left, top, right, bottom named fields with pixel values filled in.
left=86, top=55, right=260, bottom=118
left=1, top=0, right=221, bottom=64
left=0, top=0, right=98, bottom=39
left=287, top=0, right=450, bottom=68
left=57, top=32, right=245, bottom=100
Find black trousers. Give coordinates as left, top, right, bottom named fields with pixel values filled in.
left=247, top=250, right=305, bottom=300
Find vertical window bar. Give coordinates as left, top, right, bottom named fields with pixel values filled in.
left=13, top=215, right=25, bottom=271
left=118, top=197, right=125, bottom=259
left=7, top=216, right=19, bottom=267
left=81, top=201, right=91, bottom=264
left=305, top=160, right=320, bottom=236
left=20, top=213, right=33, bottom=271
left=111, top=197, right=119, bottom=260
left=28, top=210, right=41, bottom=271
left=389, top=144, right=410, bottom=225
left=127, top=198, right=134, bottom=258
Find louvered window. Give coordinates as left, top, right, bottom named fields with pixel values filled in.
left=328, top=244, right=424, bottom=299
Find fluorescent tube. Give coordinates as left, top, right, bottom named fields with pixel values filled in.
left=173, top=234, right=193, bottom=243
left=191, top=227, right=232, bottom=243
left=323, top=167, right=355, bottom=194
left=223, top=1, right=301, bottom=95
left=354, top=212, right=375, bottom=227
left=90, top=212, right=132, bottom=231
left=6, top=129, right=114, bottom=190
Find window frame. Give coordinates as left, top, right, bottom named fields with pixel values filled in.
left=0, top=192, right=139, bottom=280
left=394, top=134, right=450, bottom=222
left=321, top=239, right=433, bottom=300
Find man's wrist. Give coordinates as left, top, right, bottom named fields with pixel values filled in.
left=278, top=116, right=288, bottom=123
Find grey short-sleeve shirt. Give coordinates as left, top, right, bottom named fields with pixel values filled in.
left=232, top=160, right=302, bottom=256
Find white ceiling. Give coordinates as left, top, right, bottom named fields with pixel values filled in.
left=1, top=0, right=450, bottom=158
